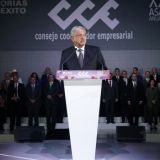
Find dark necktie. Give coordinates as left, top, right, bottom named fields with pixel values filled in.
left=78, top=49, right=83, bottom=69
left=14, top=83, right=18, bottom=96
left=31, top=84, right=35, bottom=98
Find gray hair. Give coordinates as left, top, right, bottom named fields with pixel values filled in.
left=70, top=26, right=86, bottom=37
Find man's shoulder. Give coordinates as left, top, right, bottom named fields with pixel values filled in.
left=62, top=46, right=74, bottom=53
left=85, top=44, right=100, bottom=50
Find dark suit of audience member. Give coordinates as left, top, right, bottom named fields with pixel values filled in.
left=0, top=83, right=6, bottom=132
left=26, top=76, right=41, bottom=127
left=127, top=73, right=145, bottom=126
left=119, top=71, right=129, bottom=123
left=112, top=68, right=123, bottom=117
left=56, top=80, right=67, bottom=121
left=2, top=72, right=12, bottom=117
left=43, top=74, right=61, bottom=132
left=101, top=76, right=118, bottom=123
left=146, top=79, right=159, bottom=131
left=142, top=71, right=151, bottom=122
left=7, top=75, right=25, bottom=131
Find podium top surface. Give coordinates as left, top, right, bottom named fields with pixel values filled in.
left=56, top=70, right=110, bottom=80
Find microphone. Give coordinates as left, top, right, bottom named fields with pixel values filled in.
left=61, top=48, right=77, bottom=70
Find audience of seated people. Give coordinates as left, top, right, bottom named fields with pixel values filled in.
left=0, top=66, right=160, bottom=133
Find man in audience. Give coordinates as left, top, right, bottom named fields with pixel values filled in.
left=25, top=75, right=41, bottom=127
left=130, top=67, right=143, bottom=83
left=0, top=82, right=6, bottom=133
left=7, top=74, right=25, bottom=132
left=11, top=69, right=23, bottom=84
left=146, top=79, right=159, bottom=131
left=43, top=74, right=61, bottom=133
left=112, top=68, right=122, bottom=118
left=150, top=67, right=160, bottom=86
left=127, top=73, right=145, bottom=126
left=101, top=73, right=118, bottom=123
left=142, top=71, right=151, bottom=122
left=2, top=72, right=11, bottom=92
left=119, top=70, right=129, bottom=123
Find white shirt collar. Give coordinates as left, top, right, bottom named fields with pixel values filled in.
left=75, top=46, right=85, bottom=57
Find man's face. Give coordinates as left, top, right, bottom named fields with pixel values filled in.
left=133, top=68, right=138, bottom=74
left=71, top=28, right=87, bottom=48
left=13, top=75, right=18, bottom=82
left=151, top=67, right=157, bottom=74
left=131, top=74, right=137, bottom=81
left=150, top=80, right=155, bottom=86
left=48, top=75, right=54, bottom=82
left=145, top=71, right=150, bottom=78
left=122, top=71, right=127, bottom=78
left=30, top=77, right=36, bottom=84
left=115, top=69, right=120, bottom=75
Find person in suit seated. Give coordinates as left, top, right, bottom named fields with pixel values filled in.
left=127, top=73, right=145, bottom=126
left=60, top=26, right=107, bottom=70
left=119, top=70, right=129, bottom=123
left=101, top=73, right=118, bottom=123
left=25, top=75, right=41, bottom=127
left=43, top=74, right=61, bottom=132
left=7, top=74, right=25, bottom=132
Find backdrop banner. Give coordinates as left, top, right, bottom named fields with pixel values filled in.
left=0, top=0, right=160, bottom=50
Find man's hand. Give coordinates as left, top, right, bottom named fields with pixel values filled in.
left=102, top=98, right=106, bottom=103
left=115, top=98, right=118, bottom=102
left=11, top=96, right=19, bottom=101
left=128, top=100, right=131, bottom=105
left=152, top=100, right=156, bottom=104
left=47, top=95, right=52, bottom=100
left=30, top=99, right=36, bottom=104
left=139, top=101, right=143, bottom=105
left=58, top=93, right=64, bottom=98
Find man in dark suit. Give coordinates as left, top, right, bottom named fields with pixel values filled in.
left=112, top=68, right=123, bottom=117
left=101, top=73, right=118, bottom=123
left=43, top=74, right=61, bottom=132
left=127, top=73, right=145, bottom=126
left=7, top=75, right=25, bottom=132
left=60, top=26, right=107, bottom=70
left=119, top=70, right=129, bottom=123
left=25, top=76, right=41, bottom=127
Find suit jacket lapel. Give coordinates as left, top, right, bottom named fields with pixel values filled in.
left=83, top=46, right=92, bottom=69
left=70, top=47, right=81, bottom=69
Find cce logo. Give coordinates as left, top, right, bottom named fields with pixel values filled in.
left=48, top=0, right=119, bottom=30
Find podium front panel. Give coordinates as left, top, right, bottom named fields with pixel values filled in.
left=64, top=79, right=102, bottom=160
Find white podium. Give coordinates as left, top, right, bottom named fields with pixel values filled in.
left=56, top=70, right=110, bottom=160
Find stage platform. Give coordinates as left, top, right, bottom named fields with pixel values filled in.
left=0, top=139, right=160, bottom=160
left=0, top=117, right=160, bottom=160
